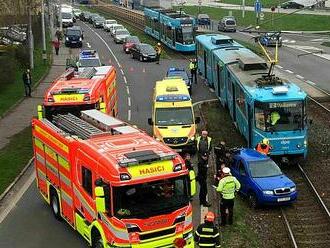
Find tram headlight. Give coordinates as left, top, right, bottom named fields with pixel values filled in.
left=304, top=140, right=307, bottom=147
left=296, top=144, right=301, bottom=149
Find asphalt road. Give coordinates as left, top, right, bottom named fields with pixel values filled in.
left=0, top=20, right=214, bottom=247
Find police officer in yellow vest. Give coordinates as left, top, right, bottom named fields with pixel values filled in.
left=194, top=211, right=221, bottom=248
left=189, top=58, right=198, bottom=84
left=196, top=130, right=212, bottom=207
left=216, top=167, right=241, bottom=226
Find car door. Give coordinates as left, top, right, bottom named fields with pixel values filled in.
left=237, top=160, right=250, bottom=195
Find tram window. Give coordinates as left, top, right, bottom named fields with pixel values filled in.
left=255, top=101, right=304, bottom=132
left=154, top=19, right=160, bottom=32
left=236, top=85, right=247, bottom=117
left=165, top=26, right=173, bottom=41
left=176, top=28, right=183, bottom=43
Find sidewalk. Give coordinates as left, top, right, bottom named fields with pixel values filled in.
left=0, top=39, right=70, bottom=150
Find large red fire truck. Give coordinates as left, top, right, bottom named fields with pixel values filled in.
left=39, top=66, right=117, bottom=120
left=32, top=109, right=196, bottom=248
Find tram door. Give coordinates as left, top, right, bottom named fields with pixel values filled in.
left=232, top=81, right=236, bottom=122
left=247, top=103, right=253, bottom=147
left=203, top=51, right=207, bottom=79
left=216, top=64, right=221, bottom=98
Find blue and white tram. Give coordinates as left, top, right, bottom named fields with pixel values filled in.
left=144, top=7, right=197, bottom=52
left=196, top=34, right=308, bottom=161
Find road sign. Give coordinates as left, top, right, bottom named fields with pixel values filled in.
left=254, top=0, right=262, bottom=14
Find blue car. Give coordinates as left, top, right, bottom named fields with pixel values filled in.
left=230, top=149, right=297, bottom=208
left=166, top=67, right=192, bottom=94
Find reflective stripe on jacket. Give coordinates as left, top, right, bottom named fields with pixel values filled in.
left=194, top=222, right=221, bottom=248
left=196, top=136, right=212, bottom=151
left=216, top=175, right=241, bottom=199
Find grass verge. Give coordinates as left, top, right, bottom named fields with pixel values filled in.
left=0, top=36, right=51, bottom=117
left=179, top=6, right=330, bottom=31
left=0, top=126, right=32, bottom=195
left=218, top=0, right=286, bottom=8
left=200, top=101, right=259, bottom=247
left=321, top=41, right=330, bottom=47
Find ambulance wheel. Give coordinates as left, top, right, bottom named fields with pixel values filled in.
left=50, top=189, right=61, bottom=220
left=248, top=192, right=258, bottom=209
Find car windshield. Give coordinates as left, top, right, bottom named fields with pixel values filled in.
left=198, top=14, right=209, bottom=19
left=255, top=101, right=305, bottom=132
left=113, top=176, right=189, bottom=219
left=79, top=58, right=101, bottom=67
left=126, top=36, right=140, bottom=43
left=140, top=44, right=155, bottom=53
left=116, top=30, right=129, bottom=35
left=226, top=20, right=236, bottom=25
left=156, top=107, right=193, bottom=126
left=114, top=25, right=124, bottom=30
left=249, top=159, right=283, bottom=178
left=168, top=71, right=189, bottom=81
left=66, top=30, right=81, bottom=36
left=106, top=20, right=116, bottom=24
left=95, top=17, right=104, bottom=22
left=62, top=12, right=72, bottom=19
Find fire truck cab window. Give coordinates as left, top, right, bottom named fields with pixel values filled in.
left=82, top=166, right=93, bottom=196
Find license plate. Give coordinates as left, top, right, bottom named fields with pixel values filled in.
left=277, top=197, right=290, bottom=202
left=71, top=41, right=76, bottom=43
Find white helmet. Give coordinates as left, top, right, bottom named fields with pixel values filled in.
left=222, top=167, right=231, bottom=174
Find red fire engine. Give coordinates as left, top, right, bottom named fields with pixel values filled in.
left=39, top=66, right=117, bottom=120
left=32, top=109, right=196, bottom=248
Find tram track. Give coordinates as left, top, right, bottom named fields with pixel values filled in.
left=281, top=164, right=330, bottom=248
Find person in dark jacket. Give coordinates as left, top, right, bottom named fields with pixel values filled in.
left=22, top=69, right=32, bottom=97
left=194, top=211, right=221, bottom=248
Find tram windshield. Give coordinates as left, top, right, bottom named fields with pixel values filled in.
left=177, top=25, right=194, bottom=44
left=254, top=101, right=304, bottom=132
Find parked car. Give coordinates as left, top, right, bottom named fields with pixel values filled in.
left=281, top=1, right=304, bottom=9
left=76, top=50, right=102, bottom=69
left=259, top=32, right=282, bottom=47
left=110, top=24, right=125, bottom=36
left=165, top=67, right=192, bottom=94
left=93, top=17, right=105, bottom=28
left=131, top=43, right=157, bottom=62
left=197, top=14, right=211, bottom=25
left=123, top=36, right=140, bottom=53
left=64, top=26, right=83, bottom=47
left=80, top=11, right=91, bottom=22
left=73, top=8, right=82, bottom=18
left=88, top=13, right=100, bottom=24
left=61, top=12, right=74, bottom=27
left=218, top=16, right=237, bottom=32
left=230, top=148, right=297, bottom=208
left=103, top=19, right=117, bottom=32
left=113, top=29, right=130, bottom=44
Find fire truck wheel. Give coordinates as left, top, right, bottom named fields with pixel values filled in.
left=92, top=235, right=104, bottom=248
left=50, top=189, right=62, bottom=220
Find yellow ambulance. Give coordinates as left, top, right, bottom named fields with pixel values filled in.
left=148, top=78, right=200, bottom=153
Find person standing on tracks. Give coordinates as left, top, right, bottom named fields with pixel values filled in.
left=189, top=58, right=198, bottom=84
left=194, top=211, right=221, bottom=248
left=216, top=167, right=241, bottom=226
left=22, top=68, right=32, bottom=97
left=196, top=130, right=212, bottom=207
left=155, top=42, right=162, bottom=64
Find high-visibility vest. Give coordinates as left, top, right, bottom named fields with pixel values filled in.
left=256, top=143, right=271, bottom=155
left=196, top=136, right=212, bottom=151
left=189, top=62, right=194, bottom=70
left=216, top=175, right=241, bottom=199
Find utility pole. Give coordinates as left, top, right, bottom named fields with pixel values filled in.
left=242, top=0, right=245, bottom=18
left=28, top=1, right=34, bottom=69
left=41, top=0, right=47, bottom=62
left=59, top=0, right=63, bottom=31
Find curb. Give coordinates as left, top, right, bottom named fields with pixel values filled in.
left=0, top=157, right=34, bottom=202
left=0, top=53, right=53, bottom=120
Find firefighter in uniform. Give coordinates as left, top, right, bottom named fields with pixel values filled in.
left=255, top=138, right=272, bottom=156
left=196, top=130, right=212, bottom=207
left=217, top=167, right=241, bottom=226
left=194, top=211, right=221, bottom=248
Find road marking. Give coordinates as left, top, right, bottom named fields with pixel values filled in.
left=275, top=65, right=283, bottom=69
left=83, top=23, right=131, bottom=121
left=86, top=42, right=91, bottom=48
left=285, top=69, right=294, bottom=74
left=123, top=76, right=127, bottom=85
left=209, top=88, right=215, bottom=93
left=296, top=74, right=304, bottom=80
left=128, top=109, right=131, bottom=121
left=120, top=69, right=124, bottom=76
left=128, top=97, right=131, bottom=106
left=306, top=80, right=316, bottom=85
left=0, top=172, right=35, bottom=224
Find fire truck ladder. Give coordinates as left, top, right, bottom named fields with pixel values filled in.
left=53, top=113, right=103, bottom=139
